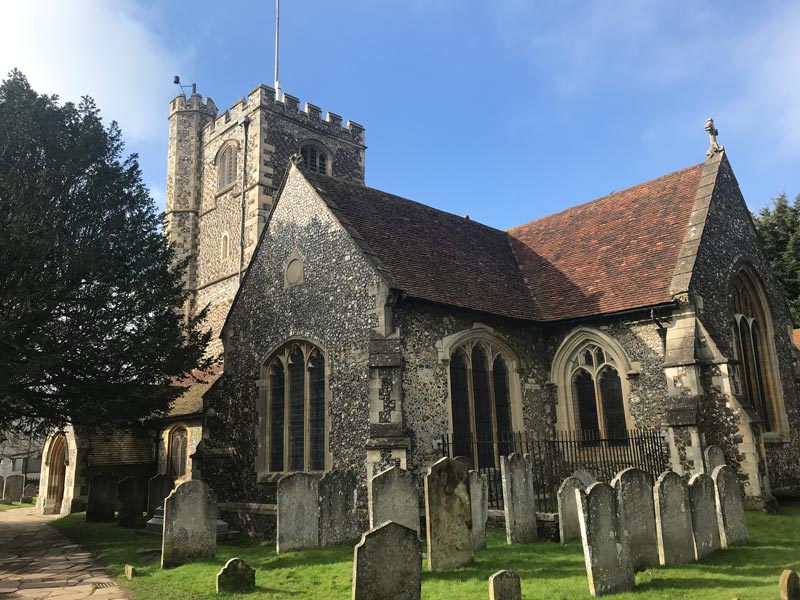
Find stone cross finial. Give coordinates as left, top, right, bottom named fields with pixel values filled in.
left=705, top=118, right=724, bottom=158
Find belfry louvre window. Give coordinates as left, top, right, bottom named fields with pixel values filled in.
left=570, top=344, right=627, bottom=443
left=217, top=144, right=237, bottom=190
left=449, top=341, right=514, bottom=469
left=300, top=142, right=329, bottom=174
left=266, top=341, right=326, bottom=472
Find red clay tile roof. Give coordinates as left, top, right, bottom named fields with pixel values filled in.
left=167, top=366, right=222, bottom=418
left=299, top=162, right=704, bottom=323
left=508, top=163, right=705, bottom=320
left=302, top=171, right=540, bottom=320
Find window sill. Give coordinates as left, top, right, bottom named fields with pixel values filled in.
left=215, top=183, right=236, bottom=198
left=762, top=432, right=788, bottom=445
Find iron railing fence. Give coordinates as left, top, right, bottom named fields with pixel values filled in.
left=439, top=428, right=669, bottom=512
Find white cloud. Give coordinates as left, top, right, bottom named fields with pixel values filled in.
left=0, top=0, right=188, bottom=142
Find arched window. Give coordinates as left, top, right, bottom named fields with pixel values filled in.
left=732, top=268, right=784, bottom=433
left=568, top=344, right=627, bottom=442
left=217, top=144, right=237, bottom=190
left=221, top=233, right=230, bottom=260
left=168, top=427, right=188, bottom=481
left=449, top=339, right=517, bottom=469
left=299, top=141, right=330, bottom=174
left=264, top=341, right=326, bottom=473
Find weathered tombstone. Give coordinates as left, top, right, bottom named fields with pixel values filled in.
left=0, top=477, right=4, bottom=498
left=688, top=473, right=720, bottom=559
left=573, top=468, right=595, bottom=488
left=118, top=476, right=147, bottom=528
left=424, top=457, right=473, bottom=570
left=352, top=521, right=421, bottom=600
left=612, top=468, right=658, bottom=570
left=704, top=445, right=726, bottom=472
left=370, top=467, right=419, bottom=536
left=3, top=474, right=24, bottom=503
left=488, top=570, right=522, bottom=600
left=780, top=569, right=800, bottom=600
left=654, top=471, right=695, bottom=565
left=576, top=482, right=634, bottom=596
left=453, top=456, right=472, bottom=469
left=319, top=470, right=361, bottom=547
left=712, top=465, right=748, bottom=548
left=500, top=453, right=537, bottom=544
left=147, top=473, right=171, bottom=517
left=557, top=476, right=585, bottom=543
left=277, top=472, right=320, bottom=553
left=161, top=480, right=216, bottom=568
left=216, top=558, right=256, bottom=594
left=86, top=472, right=118, bottom=522
left=23, top=483, right=37, bottom=498
left=124, top=565, right=137, bottom=580
left=469, top=470, right=488, bottom=551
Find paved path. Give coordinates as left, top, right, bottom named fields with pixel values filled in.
left=0, top=507, right=129, bottom=599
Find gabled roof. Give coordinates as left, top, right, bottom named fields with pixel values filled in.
left=301, top=170, right=540, bottom=320
left=508, top=163, right=705, bottom=320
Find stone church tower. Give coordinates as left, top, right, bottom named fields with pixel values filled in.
left=164, top=85, right=366, bottom=350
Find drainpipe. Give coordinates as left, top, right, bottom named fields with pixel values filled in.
left=239, top=116, right=251, bottom=283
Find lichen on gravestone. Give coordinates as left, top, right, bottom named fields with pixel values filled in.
left=216, top=558, right=256, bottom=594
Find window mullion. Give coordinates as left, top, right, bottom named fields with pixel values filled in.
left=304, top=350, right=311, bottom=471
left=594, top=372, right=606, bottom=439
left=283, top=355, right=290, bottom=473
left=466, top=358, right=478, bottom=470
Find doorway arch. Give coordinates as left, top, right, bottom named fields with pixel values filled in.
left=44, top=434, right=67, bottom=514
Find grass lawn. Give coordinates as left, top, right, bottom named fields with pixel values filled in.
left=51, top=502, right=800, bottom=599
left=0, top=500, right=36, bottom=511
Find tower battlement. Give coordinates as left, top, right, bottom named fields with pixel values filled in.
left=169, top=93, right=218, bottom=118
left=202, top=84, right=364, bottom=145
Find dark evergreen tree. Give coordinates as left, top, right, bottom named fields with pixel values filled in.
left=754, top=192, right=800, bottom=326
left=0, top=70, right=213, bottom=433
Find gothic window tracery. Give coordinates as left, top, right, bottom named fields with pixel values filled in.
left=299, top=141, right=330, bottom=174
left=569, top=344, right=627, bottom=441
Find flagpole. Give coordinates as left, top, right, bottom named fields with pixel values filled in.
left=274, top=0, right=282, bottom=101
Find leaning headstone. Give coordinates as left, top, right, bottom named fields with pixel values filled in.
left=3, top=474, right=24, bottom=503
left=489, top=570, right=522, bottom=600
left=352, top=521, right=421, bottom=600
left=23, top=483, right=37, bottom=498
left=118, top=477, right=147, bottom=528
left=500, top=453, right=537, bottom=544
left=370, top=467, right=419, bottom=536
left=86, top=472, right=118, bottom=522
left=780, top=569, right=800, bottom=600
left=654, top=471, right=695, bottom=565
left=612, top=468, right=658, bottom=570
left=557, top=476, right=585, bottom=543
left=147, top=473, right=171, bottom=517
left=576, top=482, right=634, bottom=596
left=573, top=468, right=595, bottom=488
left=424, top=457, right=473, bottom=570
left=469, top=470, right=488, bottom=551
left=712, top=465, right=748, bottom=548
left=161, top=480, right=216, bottom=568
left=688, top=473, right=720, bottom=559
left=704, top=445, right=726, bottom=472
left=319, top=470, right=360, bottom=547
left=216, top=558, right=256, bottom=594
left=277, top=472, right=320, bottom=553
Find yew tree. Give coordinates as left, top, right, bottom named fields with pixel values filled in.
left=0, top=70, right=212, bottom=434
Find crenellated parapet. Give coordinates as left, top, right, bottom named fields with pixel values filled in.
left=169, top=92, right=219, bottom=118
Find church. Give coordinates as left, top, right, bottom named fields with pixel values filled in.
left=38, top=81, right=800, bottom=534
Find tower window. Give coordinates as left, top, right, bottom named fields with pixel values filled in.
left=300, top=142, right=330, bottom=174
left=221, top=234, right=230, bottom=260
left=217, top=144, right=237, bottom=190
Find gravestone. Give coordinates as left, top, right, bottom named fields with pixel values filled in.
left=500, top=453, right=537, bottom=544
left=557, top=476, right=585, bottom=543
left=86, top=473, right=118, bottom=522
left=3, top=474, right=24, bottom=503
left=573, top=468, right=595, bottom=488
left=277, top=472, right=320, bottom=553
left=147, top=473, right=171, bottom=517
left=654, top=471, right=695, bottom=565
left=352, top=521, right=421, bottom=600
left=488, top=570, right=522, bottom=600
left=216, top=558, right=256, bottom=594
left=23, top=483, right=37, bottom=498
left=687, top=473, right=720, bottom=559
left=319, top=470, right=361, bottom=547
left=370, top=467, right=419, bottom=536
left=576, top=482, right=634, bottom=596
left=712, top=465, right=748, bottom=548
left=125, top=565, right=136, bottom=580
left=780, top=569, right=800, bottom=600
left=469, top=470, right=488, bottom=551
left=424, top=457, right=473, bottom=570
left=0, top=477, right=4, bottom=499
left=612, top=468, right=658, bottom=570
left=118, top=476, right=147, bottom=528
left=161, top=480, right=217, bottom=568
left=704, top=445, right=726, bottom=472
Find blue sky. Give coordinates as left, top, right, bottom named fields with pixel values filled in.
left=3, top=1, right=800, bottom=230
